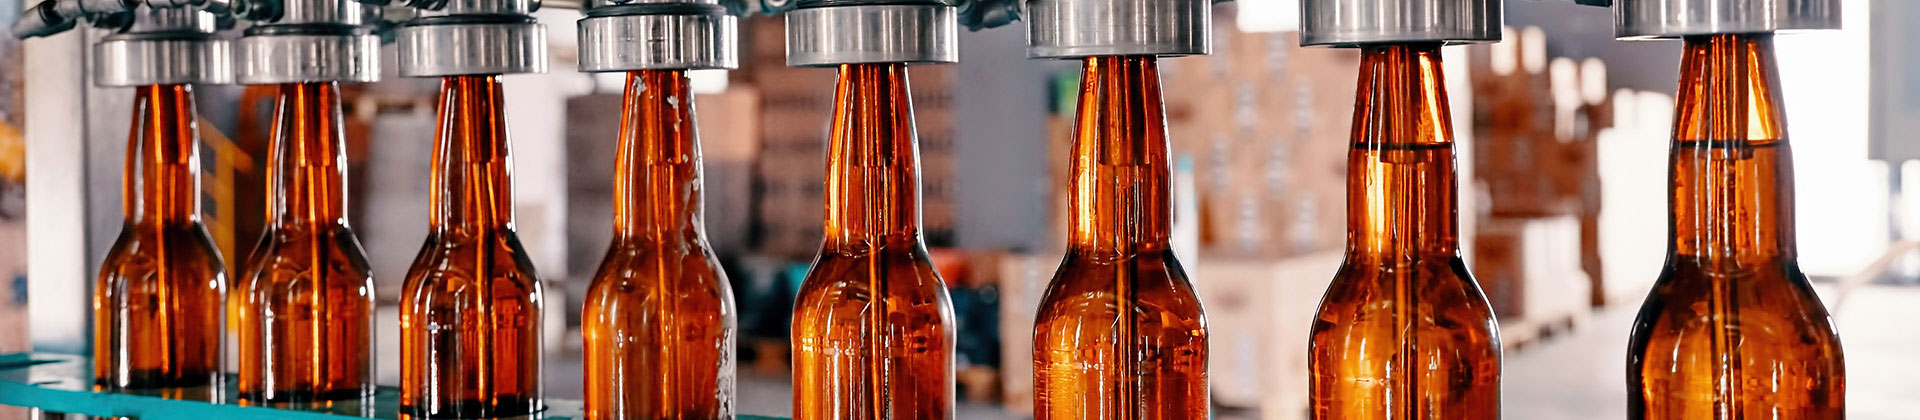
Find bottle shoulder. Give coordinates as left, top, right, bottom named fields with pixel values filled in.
left=241, top=225, right=375, bottom=282
left=585, top=248, right=733, bottom=304
left=99, top=223, right=229, bottom=284
left=401, top=231, right=543, bottom=295
left=1630, top=260, right=1840, bottom=345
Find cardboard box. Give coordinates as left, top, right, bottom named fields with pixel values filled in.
left=1471, top=216, right=1591, bottom=322
left=1160, top=29, right=1355, bottom=260
left=1194, top=252, right=1344, bottom=420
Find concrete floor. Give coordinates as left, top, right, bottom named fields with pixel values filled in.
left=548, top=284, right=1920, bottom=419
left=1505, top=283, right=1920, bottom=420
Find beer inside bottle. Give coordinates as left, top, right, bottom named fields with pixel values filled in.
left=583, top=69, right=739, bottom=419
left=95, top=84, right=228, bottom=400
left=1032, top=55, right=1209, bottom=420
left=234, top=81, right=376, bottom=406
left=400, top=75, right=545, bottom=418
left=1308, top=44, right=1501, bottom=419
left=791, top=63, right=957, bottom=420
left=1626, top=33, right=1845, bottom=420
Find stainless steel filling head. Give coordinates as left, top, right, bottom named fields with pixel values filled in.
left=94, top=6, right=234, bottom=86
left=1026, top=0, right=1208, bottom=58
left=1300, top=0, right=1501, bottom=47
left=396, top=18, right=548, bottom=76
left=785, top=2, right=957, bottom=66
left=235, top=0, right=381, bottom=84
left=237, top=31, right=381, bottom=83
left=1615, top=0, right=1839, bottom=39
left=577, top=2, right=739, bottom=71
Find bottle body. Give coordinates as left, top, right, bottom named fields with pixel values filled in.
left=1308, top=44, right=1501, bottom=420
left=401, top=75, right=545, bottom=418
left=1626, top=34, right=1843, bottom=420
left=1032, top=56, right=1208, bottom=420
left=791, top=63, right=956, bottom=420
left=234, top=82, right=376, bottom=405
left=583, top=70, right=738, bottom=420
left=94, top=84, right=229, bottom=397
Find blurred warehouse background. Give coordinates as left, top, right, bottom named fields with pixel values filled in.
left=0, top=0, right=1917, bottom=419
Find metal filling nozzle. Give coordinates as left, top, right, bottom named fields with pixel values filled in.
left=377, top=0, right=548, bottom=76
left=1025, top=0, right=1209, bottom=58
left=1299, top=0, right=1501, bottom=47
left=1613, top=0, right=1839, bottom=39
left=577, top=0, right=738, bottom=71
left=234, top=0, right=381, bottom=83
left=784, top=0, right=957, bottom=66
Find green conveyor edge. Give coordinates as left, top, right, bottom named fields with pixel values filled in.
left=0, top=353, right=786, bottom=420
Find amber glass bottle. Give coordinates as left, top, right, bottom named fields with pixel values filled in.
left=582, top=70, right=738, bottom=419
left=791, top=63, right=955, bottom=420
left=1031, top=56, right=1207, bottom=420
left=400, top=75, right=545, bottom=418
left=1626, top=34, right=1844, bottom=420
left=233, top=82, right=375, bottom=405
left=1308, top=44, right=1501, bottom=420
left=94, top=84, right=228, bottom=398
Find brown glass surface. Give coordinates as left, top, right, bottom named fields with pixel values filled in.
left=1308, top=44, right=1501, bottom=420
left=400, top=75, right=545, bottom=418
left=583, top=70, right=738, bottom=420
left=233, top=82, right=375, bottom=405
left=1626, top=34, right=1844, bottom=420
left=1031, top=56, right=1208, bottom=420
left=791, top=63, right=956, bottom=420
left=94, top=84, right=229, bottom=397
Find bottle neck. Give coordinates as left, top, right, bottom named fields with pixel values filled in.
left=822, top=63, right=922, bottom=248
left=265, top=82, right=350, bottom=228
left=429, top=75, right=515, bottom=233
left=1669, top=34, right=1796, bottom=262
left=612, top=70, right=705, bottom=241
left=1345, top=44, right=1461, bottom=259
left=1066, top=56, right=1173, bottom=254
left=124, top=84, right=203, bottom=225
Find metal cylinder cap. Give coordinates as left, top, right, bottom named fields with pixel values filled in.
left=785, top=2, right=957, bottom=66
left=235, top=0, right=381, bottom=84
left=1615, top=0, right=1839, bottom=39
left=1300, top=0, right=1501, bottom=47
left=94, top=6, right=234, bottom=86
left=237, top=32, right=381, bottom=84
left=1026, top=0, right=1209, bottom=58
left=396, top=19, right=549, bottom=76
left=577, top=2, right=738, bottom=71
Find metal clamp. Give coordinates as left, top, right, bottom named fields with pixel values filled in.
left=1300, top=0, right=1501, bottom=47
left=1614, top=0, right=1839, bottom=39
left=785, top=1, right=957, bottom=66
left=1026, top=0, right=1209, bottom=58
left=577, top=0, right=738, bottom=71
left=234, top=0, right=382, bottom=83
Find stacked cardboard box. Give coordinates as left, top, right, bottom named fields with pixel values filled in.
left=1468, top=27, right=1577, bottom=218
left=1466, top=27, right=1613, bottom=321
left=1159, top=22, right=1355, bottom=260
left=560, top=87, right=760, bottom=274
left=1195, top=252, right=1343, bottom=420
left=741, top=17, right=960, bottom=258
left=1471, top=216, right=1592, bottom=343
